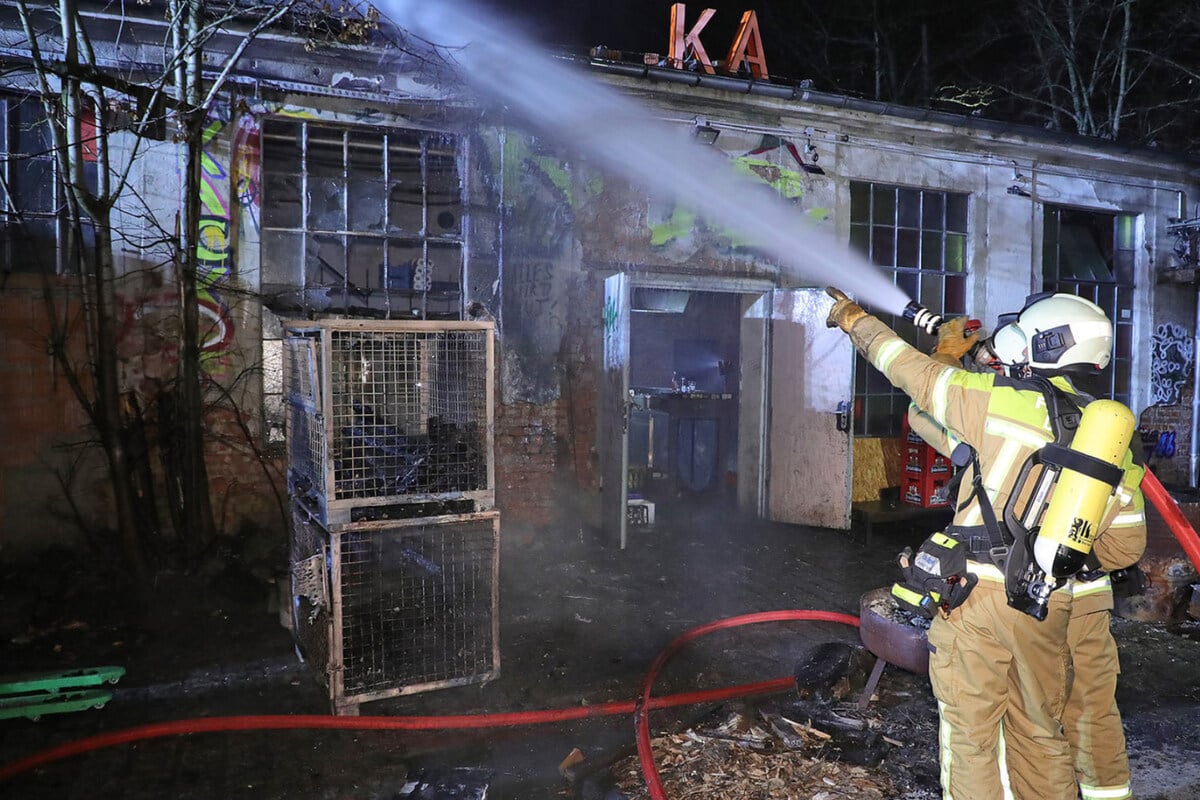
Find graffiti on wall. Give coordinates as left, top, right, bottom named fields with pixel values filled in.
left=648, top=133, right=827, bottom=248
left=231, top=113, right=262, bottom=231
left=186, top=113, right=238, bottom=365
left=1150, top=322, right=1193, bottom=405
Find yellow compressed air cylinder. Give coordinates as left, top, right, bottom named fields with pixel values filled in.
left=1034, top=399, right=1136, bottom=578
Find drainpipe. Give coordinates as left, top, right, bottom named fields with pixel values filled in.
left=1191, top=288, right=1200, bottom=488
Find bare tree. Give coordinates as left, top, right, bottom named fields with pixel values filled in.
left=959, top=0, right=1200, bottom=146
left=4, top=0, right=376, bottom=578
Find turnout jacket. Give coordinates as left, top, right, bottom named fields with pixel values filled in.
left=848, top=316, right=1146, bottom=601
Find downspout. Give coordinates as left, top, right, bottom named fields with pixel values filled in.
left=1191, top=287, right=1200, bottom=488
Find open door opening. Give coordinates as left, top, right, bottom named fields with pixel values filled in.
left=602, top=280, right=849, bottom=545
left=626, top=290, right=746, bottom=531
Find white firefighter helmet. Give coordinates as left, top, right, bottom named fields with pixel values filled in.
left=987, top=292, right=1113, bottom=375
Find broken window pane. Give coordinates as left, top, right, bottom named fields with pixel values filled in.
left=261, top=230, right=303, bottom=286
left=426, top=241, right=462, bottom=295
left=308, top=176, right=345, bottom=232
left=308, top=233, right=347, bottom=288
left=263, top=173, right=302, bottom=229
left=348, top=130, right=386, bottom=232
left=347, top=237, right=385, bottom=293
left=426, top=148, right=461, bottom=237
left=388, top=133, right=424, bottom=234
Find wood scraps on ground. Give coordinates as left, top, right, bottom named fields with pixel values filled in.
left=610, top=705, right=899, bottom=800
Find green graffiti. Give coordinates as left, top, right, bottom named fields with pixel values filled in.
left=533, top=156, right=573, bottom=201
left=495, top=133, right=602, bottom=210
left=732, top=156, right=808, bottom=200
left=650, top=149, right=817, bottom=249
left=603, top=296, right=618, bottom=333
left=649, top=206, right=697, bottom=246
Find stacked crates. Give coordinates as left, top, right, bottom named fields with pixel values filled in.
left=901, top=416, right=952, bottom=508
left=283, top=320, right=498, bottom=714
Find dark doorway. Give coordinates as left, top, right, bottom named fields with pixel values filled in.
left=628, top=290, right=742, bottom=525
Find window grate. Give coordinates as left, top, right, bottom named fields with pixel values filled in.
left=849, top=182, right=970, bottom=437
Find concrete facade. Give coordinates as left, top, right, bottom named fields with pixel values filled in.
left=2, top=14, right=1199, bottom=552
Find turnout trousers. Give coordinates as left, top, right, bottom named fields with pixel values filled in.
left=1005, top=601, right=1133, bottom=799
left=1064, top=608, right=1132, bottom=800
left=926, top=575, right=1076, bottom=800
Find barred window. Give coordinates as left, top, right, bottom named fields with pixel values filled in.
left=259, top=119, right=465, bottom=448
left=849, top=182, right=969, bottom=437
left=259, top=119, right=464, bottom=320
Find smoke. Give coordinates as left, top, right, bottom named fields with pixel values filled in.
left=377, top=0, right=911, bottom=315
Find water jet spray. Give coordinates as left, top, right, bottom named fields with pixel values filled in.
left=376, top=0, right=912, bottom=315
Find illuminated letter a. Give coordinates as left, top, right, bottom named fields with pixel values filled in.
left=725, top=10, right=769, bottom=80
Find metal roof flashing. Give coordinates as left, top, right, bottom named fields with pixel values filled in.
left=584, top=56, right=1200, bottom=183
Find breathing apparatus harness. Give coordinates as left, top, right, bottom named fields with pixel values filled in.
left=893, top=376, right=1133, bottom=621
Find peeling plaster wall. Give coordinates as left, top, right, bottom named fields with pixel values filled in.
left=6, top=48, right=1200, bottom=555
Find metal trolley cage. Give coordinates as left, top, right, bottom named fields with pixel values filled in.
left=290, top=504, right=501, bottom=715
left=283, top=319, right=495, bottom=526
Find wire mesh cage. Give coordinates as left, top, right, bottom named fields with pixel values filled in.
left=284, top=320, right=495, bottom=526
left=290, top=503, right=500, bottom=715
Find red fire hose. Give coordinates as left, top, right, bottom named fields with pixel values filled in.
left=1143, top=468, right=1200, bottom=573
left=4, top=472, right=1193, bottom=795
left=634, top=610, right=861, bottom=800
left=0, top=610, right=860, bottom=790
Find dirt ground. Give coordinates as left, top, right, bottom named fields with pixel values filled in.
left=1, top=504, right=1199, bottom=799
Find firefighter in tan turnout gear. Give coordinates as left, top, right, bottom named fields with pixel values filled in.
left=967, top=305, right=1145, bottom=800
left=909, top=313, right=1147, bottom=800
left=825, top=289, right=1146, bottom=800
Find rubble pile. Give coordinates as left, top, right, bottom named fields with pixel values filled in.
left=612, top=709, right=896, bottom=800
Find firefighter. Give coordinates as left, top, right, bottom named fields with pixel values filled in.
left=969, top=312, right=1146, bottom=800
left=825, top=289, right=1145, bottom=800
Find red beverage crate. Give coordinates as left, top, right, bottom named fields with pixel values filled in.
left=902, top=470, right=951, bottom=508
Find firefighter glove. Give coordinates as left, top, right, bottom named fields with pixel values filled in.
left=891, top=533, right=978, bottom=619
left=825, top=287, right=868, bottom=332
left=934, top=316, right=981, bottom=362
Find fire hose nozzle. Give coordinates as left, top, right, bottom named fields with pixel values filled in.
left=903, top=301, right=944, bottom=335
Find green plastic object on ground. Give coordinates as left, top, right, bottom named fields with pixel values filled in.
left=0, top=666, right=125, bottom=721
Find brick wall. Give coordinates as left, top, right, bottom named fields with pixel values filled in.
left=493, top=274, right=603, bottom=537
left=0, top=275, right=286, bottom=557
left=0, top=279, right=102, bottom=552
left=203, top=407, right=287, bottom=536
left=1138, top=378, right=1195, bottom=488
left=494, top=397, right=561, bottom=530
